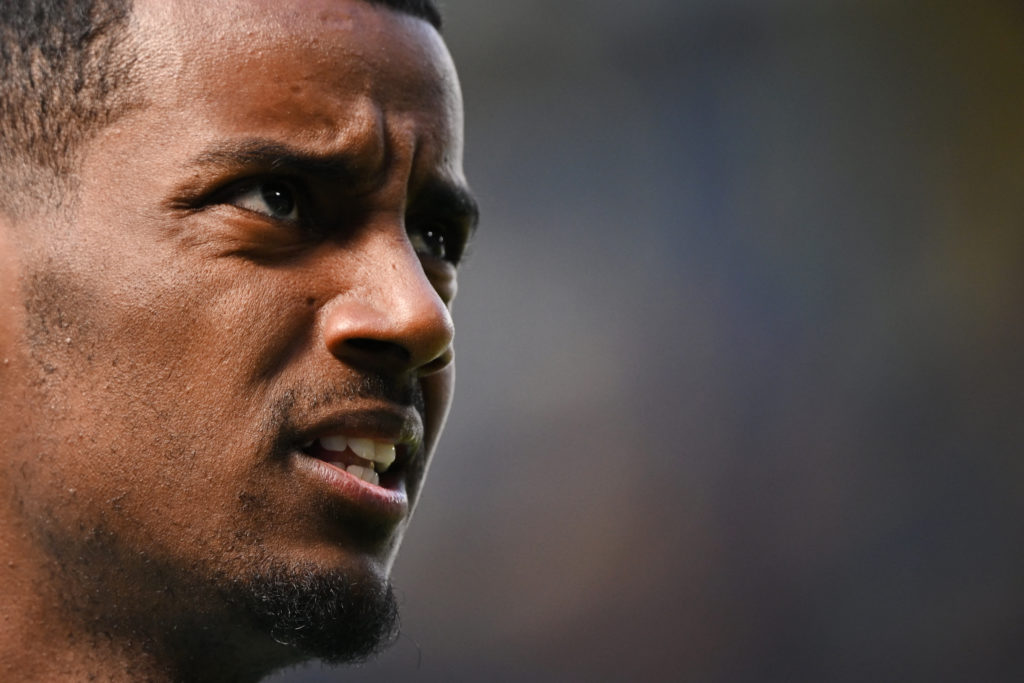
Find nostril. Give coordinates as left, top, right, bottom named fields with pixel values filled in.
left=320, top=290, right=454, bottom=374
left=343, top=338, right=411, bottom=366
left=417, top=346, right=453, bottom=376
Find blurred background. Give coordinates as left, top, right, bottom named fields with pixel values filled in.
left=276, top=1, right=1024, bottom=681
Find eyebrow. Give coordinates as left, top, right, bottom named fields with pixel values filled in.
left=189, top=139, right=376, bottom=189
left=413, top=178, right=481, bottom=238
left=187, top=138, right=479, bottom=234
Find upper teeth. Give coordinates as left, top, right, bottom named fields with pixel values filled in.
left=315, top=435, right=397, bottom=472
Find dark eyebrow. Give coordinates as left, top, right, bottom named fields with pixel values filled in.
left=188, top=139, right=381, bottom=191
left=414, top=178, right=481, bottom=238
left=186, top=137, right=478, bottom=233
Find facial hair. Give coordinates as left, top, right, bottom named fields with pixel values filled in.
left=218, top=560, right=401, bottom=665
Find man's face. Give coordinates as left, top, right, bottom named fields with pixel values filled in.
left=0, top=0, right=472, bottom=664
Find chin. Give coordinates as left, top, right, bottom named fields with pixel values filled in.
left=220, top=559, right=401, bottom=665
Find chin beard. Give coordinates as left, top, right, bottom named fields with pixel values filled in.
left=35, top=518, right=403, bottom=676
left=223, top=562, right=401, bottom=665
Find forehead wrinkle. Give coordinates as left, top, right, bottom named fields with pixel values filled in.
left=125, top=0, right=462, bottom=217
left=325, top=96, right=387, bottom=183
left=129, top=0, right=459, bottom=159
left=183, top=98, right=389, bottom=189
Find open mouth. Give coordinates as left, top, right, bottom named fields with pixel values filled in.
left=300, top=435, right=402, bottom=487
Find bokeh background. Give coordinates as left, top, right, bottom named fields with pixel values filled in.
left=275, top=1, right=1024, bottom=681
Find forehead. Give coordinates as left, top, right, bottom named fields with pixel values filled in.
left=128, top=0, right=462, bottom=163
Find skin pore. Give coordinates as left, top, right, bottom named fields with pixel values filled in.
left=0, top=0, right=475, bottom=680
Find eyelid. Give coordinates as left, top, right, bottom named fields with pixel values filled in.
left=407, top=214, right=471, bottom=266
left=230, top=181, right=297, bottom=220
left=212, top=176, right=310, bottom=222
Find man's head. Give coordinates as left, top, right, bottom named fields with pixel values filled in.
left=0, top=0, right=475, bottom=679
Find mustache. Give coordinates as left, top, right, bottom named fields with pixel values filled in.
left=265, top=374, right=426, bottom=453
left=279, top=373, right=419, bottom=408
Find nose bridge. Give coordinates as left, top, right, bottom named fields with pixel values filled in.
left=321, top=227, right=454, bottom=375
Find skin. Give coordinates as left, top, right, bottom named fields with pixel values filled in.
left=0, top=0, right=475, bottom=680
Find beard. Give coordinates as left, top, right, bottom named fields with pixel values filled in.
left=30, top=508, right=403, bottom=675
left=220, top=561, right=401, bottom=665
left=39, top=523, right=403, bottom=672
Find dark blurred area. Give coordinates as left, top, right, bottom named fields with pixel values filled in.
left=275, top=1, right=1024, bottom=681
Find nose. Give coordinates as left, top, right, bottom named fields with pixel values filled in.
left=321, top=239, right=454, bottom=377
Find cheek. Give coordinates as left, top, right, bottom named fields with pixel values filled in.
left=7, top=258, right=322, bottom=573
left=422, top=364, right=455, bottom=443
left=15, top=249, right=303, bottom=494
left=413, top=363, right=454, bottom=502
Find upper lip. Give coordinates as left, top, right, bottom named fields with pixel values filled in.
left=295, top=406, right=423, bottom=457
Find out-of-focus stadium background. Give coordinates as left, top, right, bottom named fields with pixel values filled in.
left=275, top=1, right=1024, bottom=681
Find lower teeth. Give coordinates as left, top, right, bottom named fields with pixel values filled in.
left=345, top=464, right=379, bottom=486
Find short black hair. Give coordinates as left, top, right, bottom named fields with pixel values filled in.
left=0, top=0, right=137, bottom=215
left=367, top=0, right=442, bottom=30
left=0, top=0, right=442, bottom=216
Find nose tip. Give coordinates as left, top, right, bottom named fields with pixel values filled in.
left=321, top=265, right=455, bottom=377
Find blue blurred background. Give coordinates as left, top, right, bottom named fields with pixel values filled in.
left=275, top=1, right=1024, bottom=680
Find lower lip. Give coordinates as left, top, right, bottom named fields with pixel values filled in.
left=291, top=452, right=409, bottom=522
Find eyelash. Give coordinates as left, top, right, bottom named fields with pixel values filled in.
left=217, top=177, right=467, bottom=265
left=407, top=218, right=467, bottom=265
left=224, top=179, right=303, bottom=223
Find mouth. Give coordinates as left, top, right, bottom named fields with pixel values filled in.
left=286, top=408, right=425, bottom=525
left=298, top=434, right=408, bottom=489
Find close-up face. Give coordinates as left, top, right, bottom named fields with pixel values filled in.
left=0, top=0, right=473, bottom=666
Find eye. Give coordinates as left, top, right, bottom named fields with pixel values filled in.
left=408, top=223, right=451, bottom=262
left=228, top=180, right=300, bottom=222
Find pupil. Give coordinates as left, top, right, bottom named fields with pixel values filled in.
left=261, top=183, right=294, bottom=217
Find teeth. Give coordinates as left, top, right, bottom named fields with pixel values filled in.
left=348, top=437, right=375, bottom=461
left=312, top=434, right=399, bottom=474
left=320, top=435, right=348, bottom=452
left=345, top=464, right=380, bottom=486
left=374, top=442, right=396, bottom=469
